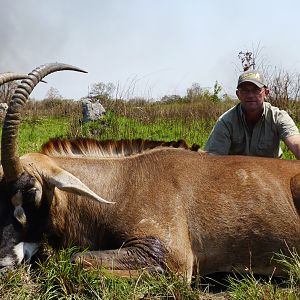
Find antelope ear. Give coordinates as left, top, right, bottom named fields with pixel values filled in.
left=44, top=168, right=114, bottom=204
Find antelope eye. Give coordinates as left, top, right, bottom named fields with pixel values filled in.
left=21, top=187, right=38, bottom=205
left=26, top=187, right=37, bottom=194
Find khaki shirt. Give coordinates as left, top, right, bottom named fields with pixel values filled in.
left=205, top=102, right=300, bottom=158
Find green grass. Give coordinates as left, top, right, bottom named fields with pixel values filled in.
left=70, top=111, right=299, bottom=159
left=226, top=249, right=300, bottom=299
left=77, top=112, right=214, bottom=148
left=0, top=247, right=208, bottom=300
left=0, top=116, right=70, bottom=155
left=227, top=273, right=299, bottom=300
left=1, top=112, right=297, bottom=159
left=1, top=246, right=300, bottom=299
left=18, top=116, right=70, bottom=155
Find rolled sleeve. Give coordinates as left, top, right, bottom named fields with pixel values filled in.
left=277, top=110, right=299, bottom=140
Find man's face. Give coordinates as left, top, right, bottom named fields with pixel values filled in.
left=236, top=82, right=269, bottom=113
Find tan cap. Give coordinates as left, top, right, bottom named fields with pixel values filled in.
left=237, top=70, right=267, bottom=88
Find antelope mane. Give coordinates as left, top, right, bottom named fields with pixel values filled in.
left=41, top=138, right=197, bottom=158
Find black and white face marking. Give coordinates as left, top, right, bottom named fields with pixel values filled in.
left=0, top=224, right=39, bottom=269
left=0, top=173, right=46, bottom=270
left=0, top=225, right=19, bottom=269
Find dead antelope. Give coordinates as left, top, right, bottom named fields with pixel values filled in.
left=0, top=63, right=300, bottom=282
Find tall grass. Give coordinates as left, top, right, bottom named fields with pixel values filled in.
left=1, top=245, right=300, bottom=299
left=0, top=97, right=298, bottom=158
left=227, top=248, right=300, bottom=299
left=68, top=111, right=214, bottom=149
left=0, top=246, right=208, bottom=300
left=0, top=116, right=70, bottom=155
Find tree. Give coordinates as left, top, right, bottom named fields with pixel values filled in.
left=160, top=94, right=182, bottom=103
left=186, top=83, right=203, bottom=98
left=186, top=83, right=212, bottom=102
left=44, top=87, right=62, bottom=100
left=89, top=82, right=115, bottom=101
left=211, top=81, right=222, bottom=102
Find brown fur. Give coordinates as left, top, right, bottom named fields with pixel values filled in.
left=17, top=145, right=300, bottom=280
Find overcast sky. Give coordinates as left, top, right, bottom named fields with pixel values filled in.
left=1, top=0, right=300, bottom=100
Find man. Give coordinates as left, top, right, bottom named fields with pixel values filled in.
left=205, top=70, right=300, bottom=159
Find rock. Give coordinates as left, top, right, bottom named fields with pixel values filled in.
left=81, top=98, right=106, bottom=123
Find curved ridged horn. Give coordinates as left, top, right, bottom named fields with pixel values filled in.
left=1, top=63, right=87, bottom=182
left=0, top=73, right=29, bottom=85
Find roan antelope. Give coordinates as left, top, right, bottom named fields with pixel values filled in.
left=0, top=63, right=300, bottom=282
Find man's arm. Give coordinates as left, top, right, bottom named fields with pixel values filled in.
left=277, top=109, right=300, bottom=159
left=284, top=134, right=300, bottom=159
left=204, top=120, right=231, bottom=155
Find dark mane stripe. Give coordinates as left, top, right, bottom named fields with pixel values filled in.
left=41, top=138, right=200, bottom=158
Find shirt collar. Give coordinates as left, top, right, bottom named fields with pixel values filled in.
left=238, top=102, right=266, bottom=119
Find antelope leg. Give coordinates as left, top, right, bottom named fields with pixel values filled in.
left=72, top=237, right=166, bottom=276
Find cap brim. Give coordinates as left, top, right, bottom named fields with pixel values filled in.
left=237, top=79, right=265, bottom=88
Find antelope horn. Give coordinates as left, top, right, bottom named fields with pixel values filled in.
left=1, top=63, right=87, bottom=182
left=0, top=73, right=29, bottom=85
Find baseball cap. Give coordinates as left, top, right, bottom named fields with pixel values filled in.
left=237, top=70, right=267, bottom=88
